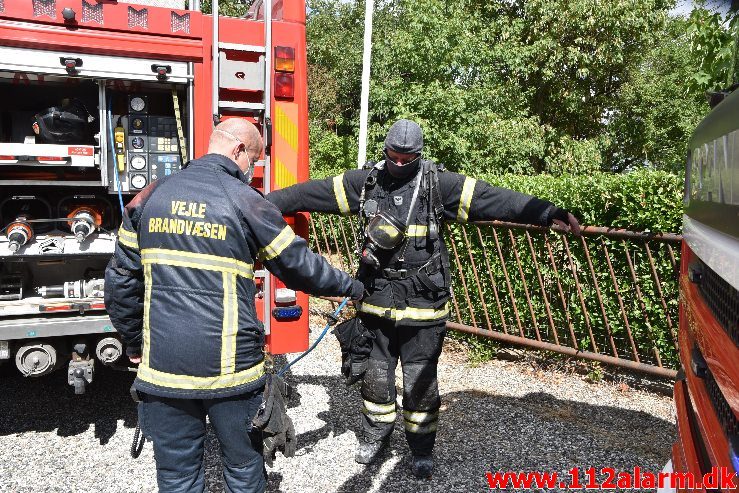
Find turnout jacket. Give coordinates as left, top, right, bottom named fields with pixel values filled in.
left=266, top=161, right=558, bottom=327
left=105, top=154, right=357, bottom=399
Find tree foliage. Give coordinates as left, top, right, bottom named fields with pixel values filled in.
left=686, top=5, right=739, bottom=93
left=307, top=0, right=722, bottom=176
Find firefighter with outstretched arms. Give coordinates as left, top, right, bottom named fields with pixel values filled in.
left=266, top=119, right=581, bottom=478
left=104, top=119, right=364, bottom=493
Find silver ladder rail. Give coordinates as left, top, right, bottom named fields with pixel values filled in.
left=212, top=0, right=219, bottom=124
left=210, top=0, right=273, bottom=336
left=262, top=0, right=273, bottom=337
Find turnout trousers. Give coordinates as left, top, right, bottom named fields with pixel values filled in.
left=358, top=313, right=446, bottom=456
left=138, top=387, right=266, bottom=493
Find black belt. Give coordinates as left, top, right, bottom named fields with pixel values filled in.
left=382, top=255, right=444, bottom=291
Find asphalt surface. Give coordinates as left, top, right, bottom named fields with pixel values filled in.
left=0, top=325, right=676, bottom=493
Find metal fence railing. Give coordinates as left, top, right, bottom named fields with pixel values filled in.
left=309, top=214, right=681, bottom=379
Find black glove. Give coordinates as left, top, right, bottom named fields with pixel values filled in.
left=548, top=207, right=582, bottom=236
left=350, top=279, right=365, bottom=301
left=333, top=317, right=375, bottom=385
left=251, top=374, right=298, bottom=467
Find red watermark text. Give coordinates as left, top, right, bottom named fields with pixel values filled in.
left=485, top=466, right=738, bottom=490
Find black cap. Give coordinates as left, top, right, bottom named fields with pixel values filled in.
left=384, top=119, right=423, bottom=154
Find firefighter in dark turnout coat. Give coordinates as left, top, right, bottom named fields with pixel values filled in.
left=105, top=119, right=363, bottom=493
left=266, top=119, right=580, bottom=478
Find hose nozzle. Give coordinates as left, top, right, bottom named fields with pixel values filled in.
left=67, top=207, right=102, bottom=243
left=6, top=218, right=33, bottom=253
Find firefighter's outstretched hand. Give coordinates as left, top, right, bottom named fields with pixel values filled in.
left=350, top=280, right=365, bottom=301
left=550, top=208, right=582, bottom=237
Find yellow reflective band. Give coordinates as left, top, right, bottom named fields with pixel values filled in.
left=403, top=409, right=439, bottom=425
left=220, top=272, right=238, bottom=375
left=137, top=360, right=265, bottom=390
left=457, top=177, right=476, bottom=223
left=333, top=174, right=351, bottom=215
left=117, top=235, right=139, bottom=250
left=363, top=400, right=396, bottom=415
left=404, top=420, right=438, bottom=434
left=141, top=248, right=254, bottom=279
left=406, top=225, right=428, bottom=237
left=357, top=302, right=449, bottom=322
left=118, top=224, right=139, bottom=250
left=363, top=407, right=397, bottom=423
left=258, top=226, right=296, bottom=261
left=143, top=264, right=153, bottom=367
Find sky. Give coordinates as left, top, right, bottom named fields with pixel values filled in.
left=671, top=0, right=733, bottom=17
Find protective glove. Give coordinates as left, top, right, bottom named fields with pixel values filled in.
left=548, top=207, right=582, bottom=236
left=251, top=374, right=298, bottom=467
left=350, top=279, right=365, bottom=301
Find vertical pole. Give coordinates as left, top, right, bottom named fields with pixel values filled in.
left=187, top=62, right=195, bottom=161
left=98, top=82, right=109, bottom=187
left=191, top=0, right=200, bottom=12
left=211, top=0, right=219, bottom=125
left=357, top=0, right=374, bottom=168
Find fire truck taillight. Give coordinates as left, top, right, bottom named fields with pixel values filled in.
left=275, top=73, right=295, bottom=99
left=274, top=46, right=295, bottom=73
left=274, top=46, right=295, bottom=100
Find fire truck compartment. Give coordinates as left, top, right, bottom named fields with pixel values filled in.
left=1, top=253, right=109, bottom=316
left=0, top=74, right=100, bottom=146
left=0, top=313, right=113, bottom=341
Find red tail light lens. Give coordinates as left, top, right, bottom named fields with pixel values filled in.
left=274, top=46, right=295, bottom=72
left=275, top=72, right=294, bottom=99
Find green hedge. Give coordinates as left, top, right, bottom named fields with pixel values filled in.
left=445, top=170, right=684, bottom=369
left=480, top=170, right=684, bottom=233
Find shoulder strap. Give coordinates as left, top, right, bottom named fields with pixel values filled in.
left=355, top=162, right=383, bottom=256
left=396, top=166, right=424, bottom=262
left=358, top=161, right=383, bottom=217
left=425, top=161, right=444, bottom=241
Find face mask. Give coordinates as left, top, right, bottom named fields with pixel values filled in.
left=384, top=150, right=420, bottom=179
left=243, top=154, right=255, bottom=185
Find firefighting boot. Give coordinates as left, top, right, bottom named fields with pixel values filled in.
left=411, top=454, right=434, bottom=479
left=354, top=438, right=388, bottom=464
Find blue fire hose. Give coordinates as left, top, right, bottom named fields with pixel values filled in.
left=276, top=297, right=350, bottom=377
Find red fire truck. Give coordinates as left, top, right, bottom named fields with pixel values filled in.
left=0, top=0, right=310, bottom=393
left=664, top=38, right=739, bottom=493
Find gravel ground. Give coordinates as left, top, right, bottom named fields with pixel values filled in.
left=0, top=311, right=675, bottom=492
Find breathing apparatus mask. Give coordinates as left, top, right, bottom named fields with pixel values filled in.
left=360, top=209, right=406, bottom=269
left=32, top=98, right=95, bottom=144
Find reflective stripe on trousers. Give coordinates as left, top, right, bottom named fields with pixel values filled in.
left=403, top=409, right=439, bottom=434
left=362, top=399, right=397, bottom=424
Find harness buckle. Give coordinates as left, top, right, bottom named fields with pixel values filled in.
left=383, top=268, right=408, bottom=280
